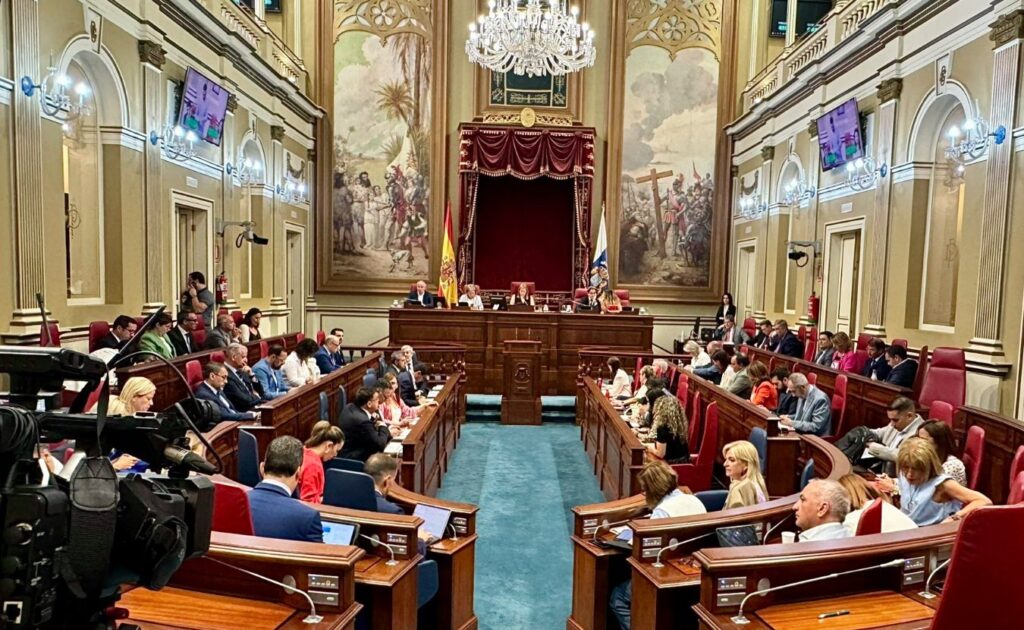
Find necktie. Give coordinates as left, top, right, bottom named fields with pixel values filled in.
left=185, top=334, right=191, bottom=353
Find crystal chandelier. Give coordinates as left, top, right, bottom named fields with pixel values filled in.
left=466, top=0, right=596, bottom=77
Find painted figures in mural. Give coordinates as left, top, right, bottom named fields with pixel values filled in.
left=617, top=47, right=719, bottom=288
left=332, top=30, right=431, bottom=279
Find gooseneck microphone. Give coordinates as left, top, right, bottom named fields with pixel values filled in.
left=207, top=557, right=323, bottom=624
left=591, top=518, right=634, bottom=544
left=762, top=512, right=796, bottom=544
left=652, top=531, right=718, bottom=568
left=446, top=522, right=459, bottom=542
left=731, top=558, right=905, bottom=624
left=918, top=558, right=952, bottom=599
left=361, top=533, right=399, bottom=566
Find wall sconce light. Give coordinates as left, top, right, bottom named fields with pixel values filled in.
left=226, top=158, right=262, bottom=185
left=845, top=157, right=887, bottom=192
left=945, top=115, right=1006, bottom=170
left=783, top=178, right=816, bottom=206
left=150, top=125, right=198, bottom=161
left=21, top=65, right=92, bottom=122
left=276, top=180, right=307, bottom=204
left=738, top=195, right=768, bottom=219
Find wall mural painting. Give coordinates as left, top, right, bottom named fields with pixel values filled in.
left=614, top=0, right=722, bottom=290
left=332, top=1, right=433, bottom=279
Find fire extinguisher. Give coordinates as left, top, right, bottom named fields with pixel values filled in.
left=216, top=272, right=229, bottom=304
left=807, top=292, right=820, bottom=324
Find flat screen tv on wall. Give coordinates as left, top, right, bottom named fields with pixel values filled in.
left=817, top=98, right=864, bottom=171
left=177, top=68, right=230, bottom=147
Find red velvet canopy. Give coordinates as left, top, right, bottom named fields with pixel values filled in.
left=457, top=124, right=595, bottom=291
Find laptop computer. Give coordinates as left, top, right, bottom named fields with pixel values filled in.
left=715, top=524, right=760, bottom=547
left=322, top=521, right=360, bottom=546
left=413, top=504, right=452, bottom=544
left=508, top=304, right=534, bottom=312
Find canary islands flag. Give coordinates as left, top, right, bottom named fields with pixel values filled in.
left=592, top=203, right=608, bottom=270
left=439, top=200, right=458, bottom=308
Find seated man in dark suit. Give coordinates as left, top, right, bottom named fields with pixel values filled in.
left=406, top=280, right=436, bottom=307
left=364, top=454, right=432, bottom=554
left=862, top=337, right=892, bottom=381
left=193, top=361, right=259, bottom=421
left=167, top=310, right=199, bottom=356
left=223, top=343, right=264, bottom=412
left=336, top=387, right=397, bottom=462
left=771, top=319, right=805, bottom=358
left=884, top=344, right=918, bottom=389
left=248, top=436, right=323, bottom=543
left=576, top=286, right=601, bottom=313
left=96, top=315, right=138, bottom=351
left=401, top=345, right=430, bottom=395
left=751, top=319, right=773, bottom=349
left=314, top=335, right=343, bottom=375
left=329, top=328, right=348, bottom=366
left=203, top=313, right=237, bottom=349
left=771, top=366, right=799, bottom=416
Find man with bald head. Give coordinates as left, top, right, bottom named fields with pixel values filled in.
left=406, top=280, right=436, bottom=307
left=792, top=479, right=853, bottom=542
left=204, top=313, right=237, bottom=349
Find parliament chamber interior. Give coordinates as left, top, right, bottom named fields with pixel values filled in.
left=1, top=0, right=1023, bottom=628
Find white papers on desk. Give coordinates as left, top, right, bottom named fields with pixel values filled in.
left=397, top=428, right=411, bottom=440
left=427, top=391, right=440, bottom=400
left=384, top=442, right=403, bottom=456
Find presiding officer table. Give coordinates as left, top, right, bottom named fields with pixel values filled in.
left=389, top=308, right=653, bottom=395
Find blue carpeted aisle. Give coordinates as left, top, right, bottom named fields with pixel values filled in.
left=436, top=422, right=604, bottom=629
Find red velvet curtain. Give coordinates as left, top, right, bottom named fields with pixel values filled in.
left=473, top=176, right=576, bottom=291
left=457, top=124, right=595, bottom=290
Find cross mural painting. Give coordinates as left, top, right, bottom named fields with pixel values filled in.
left=635, top=167, right=674, bottom=258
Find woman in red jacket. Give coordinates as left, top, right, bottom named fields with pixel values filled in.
left=748, top=361, right=778, bottom=410
left=299, top=421, right=345, bottom=503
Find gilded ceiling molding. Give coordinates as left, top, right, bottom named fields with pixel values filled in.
left=334, top=0, right=432, bottom=41
left=876, top=78, right=903, bottom=103
left=990, top=10, right=1024, bottom=48
left=624, top=0, right=722, bottom=60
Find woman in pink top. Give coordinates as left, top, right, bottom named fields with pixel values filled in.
left=378, top=372, right=436, bottom=426
left=298, top=421, right=344, bottom=504
left=830, top=332, right=866, bottom=373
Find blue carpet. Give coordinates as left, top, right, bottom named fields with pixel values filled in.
left=437, top=423, right=604, bottom=629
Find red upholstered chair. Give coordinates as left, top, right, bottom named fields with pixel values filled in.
left=802, top=327, right=818, bottom=363
left=911, top=345, right=929, bottom=399
left=192, top=326, right=207, bottom=348
left=963, top=425, right=985, bottom=490
left=510, top=281, right=536, bottom=296
left=854, top=499, right=883, bottom=536
left=1009, top=445, right=1024, bottom=493
left=613, top=290, right=631, bottom=307
left=316, top=330, right=326, bottom=346
left=742, top=318, right=757, bottom=339
left=632, top=357, right=643, bottom=392
left=829, top=374, right=848, bottom=437
left=83, top=384, right=103, bottom=413
left=574, top=288, right=589, bottom=301
left=39, top=323, right=61, bottom=348
left=930, top=504, right=1024, bottom=628
left=673, top=402, right=718, bottom=492
left=217, top=308, right=229, bottom=321
left=928, top=401, right=954, bottom=428
left=231, top=310, right=243, bottom=327
left=797, top=325, right=807, bottom=343
left=918, top=347, right=966, bottom=410
left=675, top=375, right=688, bottom=407
left=891, top=338, right=908, bottom=348
left=687, top=391, right=703, bottom=463
left=805, top=372, right=817, bottom=387
left=212, top=482, right=255, bottom=535
left=185, top=360, right=203, bottom=391
left=1008, top=472, right=1024, bottom=505
left=296, top=332, right=305, bottom=343
left=258, top=340, right=269, bottom=359
left=855, top=333, right=872, bottom=352
left=88, top=321, right=111, bottom=353
left=666, top=364, right=678, bottom=392
left=210, top=351, right=226, bottom=364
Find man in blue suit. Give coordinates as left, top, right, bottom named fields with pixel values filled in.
left=314, top=335, right=343, bottom=375
left=365, top=453, right=404, bottom=515
left=252, top=345, right=291, bottom=400
left=884, top=345, right=918, bottom=389
left=193, top=362, right=259, bottom=421
left=771, top=319, right=805, bottom=359
left=780, top=372, right=833, bottom=437
left=406, top=280, right=436, bottom=307
left=248, top=436, right=323, bottom=543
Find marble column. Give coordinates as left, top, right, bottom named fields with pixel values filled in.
left=862, top=78, right=902, bottom=338
left=139, top=40, right=168, bottom=315
left=219, top=94, right=241, bottom=312
left=5, top=0, right=47, bottom=341
left=754, top=145, right=774, bottom=320
left=797, top=118, right=822, bottom=326
left=969, top=13, right=1023, bottom=358
left=267, top=125, right=291, bottom=335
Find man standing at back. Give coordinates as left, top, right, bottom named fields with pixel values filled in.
left=181, top=272, right=215, bottom=328
left=337, top=387, right=397, bottom=461
left=248, top=436, right=323, bottom=543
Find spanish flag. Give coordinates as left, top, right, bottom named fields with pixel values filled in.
left=439, top=200, right=458, bottom=309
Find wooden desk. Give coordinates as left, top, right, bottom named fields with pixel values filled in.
left=954, top=406, right=1024, bottom=504
left=692, top=525, right=957, bottom=630
left=389, top=309, right=653, bottom=395
left=398, top=376, right=463, bottom=496
left=117, top=333, right=299, bottom=411
left=753, top=591, right=934, bottom=630
left=745, top=347, right=911, bottom=433
left=578, top=377, right=646, bottom=501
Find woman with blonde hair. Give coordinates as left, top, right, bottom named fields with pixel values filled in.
left=682, top=339, right=711, bottom=371
left=298, top=421, right=345, bottom=504
left=647, top=396, right=689, bottom=464
left=107, top=377, right=157, bottom=416
left=830, top=331, right=866, bottom=373
left=838, top=473, right=916, bottom=534
left=722, top=440, right=767, bottom=508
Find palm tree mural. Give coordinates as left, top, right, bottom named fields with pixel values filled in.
left=374, top=80, right=414, bottom=127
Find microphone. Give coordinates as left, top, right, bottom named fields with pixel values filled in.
left=918, top=558, right=951, bottom=599
left=591, top=518, right=634, bottom=544
left=207, top=556, right=323, bottom=624
left=163, top=445, right=217, bottom=474
left=652, top=531, right=718, bottom=569
left=446, top=522, right=459, bottom=542
left=360, top=533, right=399, bottom=566
left=731, top=557, right=905, bottom=624
left=762, top=512, right=795, bottom=544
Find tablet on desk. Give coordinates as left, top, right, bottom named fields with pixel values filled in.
left=322, top=521, right=359, bottom=546
left=413, top=503, right=452, bottom=544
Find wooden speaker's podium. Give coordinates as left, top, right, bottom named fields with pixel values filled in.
left=501, top=340, right=542, bottom=425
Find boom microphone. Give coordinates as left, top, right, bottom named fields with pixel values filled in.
left=762, top=512, right=795, bottom=544
left=163, top=445, right=217, bottom=475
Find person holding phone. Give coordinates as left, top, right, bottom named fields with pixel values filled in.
left=180, top=271, right=215, bottom=327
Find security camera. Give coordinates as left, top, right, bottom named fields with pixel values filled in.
left=218, top=220, right=269, bottom=247
left=786, top=240, right=820, bottom=267
left=242, top=229, right=270, bottom=246
left=787, top=248, right=807, bottom=263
